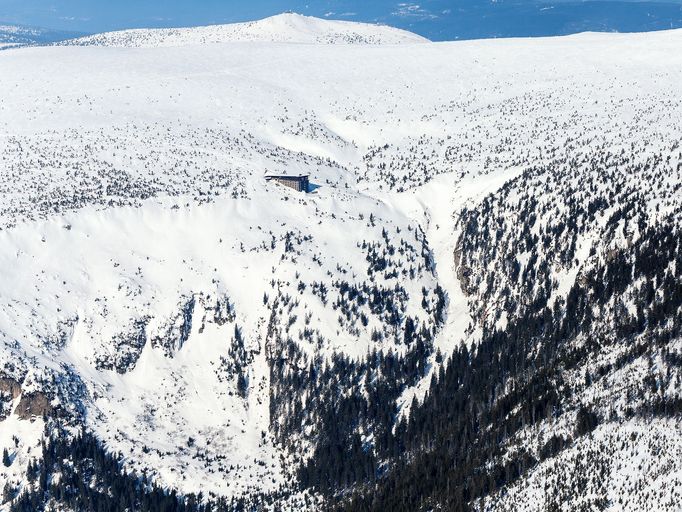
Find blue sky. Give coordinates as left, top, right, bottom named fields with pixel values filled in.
left=1, top=0, right=681, bottom=40
left=3, top=0, right=298, bottom=31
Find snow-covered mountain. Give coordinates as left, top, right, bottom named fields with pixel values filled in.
left=0, top=23, right=82, bottom=50
left=59, top=12, right=427, bottom=47
left=0, top=14, right=681, bottom=512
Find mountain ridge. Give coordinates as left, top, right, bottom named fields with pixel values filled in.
left=58, top=12, right=428, bottom=47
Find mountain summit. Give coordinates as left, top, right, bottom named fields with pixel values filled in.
left=60, top=13, right=429, bottom=47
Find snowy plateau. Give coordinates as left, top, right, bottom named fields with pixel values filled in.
left=0, top=12, right=681, bottom=512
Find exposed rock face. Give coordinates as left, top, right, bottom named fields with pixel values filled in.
left=454, top=238, right=475, bottom=296
left=95, top=318, right=149, bottom=374
left=0, top=377, right=22, bottom=420
left=1, top=376, right=54, bottom=421
left=151, top=296, right=196, bottom=357
left=15, top=392, right=52, bottom=420
left=0, top=377, right=21, bottom=399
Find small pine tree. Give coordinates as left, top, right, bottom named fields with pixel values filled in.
left=1, top=448, right=10, bottom=467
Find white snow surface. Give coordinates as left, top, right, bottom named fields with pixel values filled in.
left=0, top=15, right=681, bottom=507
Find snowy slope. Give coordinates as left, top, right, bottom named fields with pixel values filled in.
left=0, top=15, right=681, bottom=511
left=59, top=12, right=428, bottom=47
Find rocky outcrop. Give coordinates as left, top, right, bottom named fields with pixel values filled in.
left=0, top=377, right=21, bottom=399
left=15, top=392, right=52, bottom=420
left=454, top=236, right=475, bottom=296
left=1, top=377, right=53, bottom=421
left=95, top=318, right=149, bottom=373
left=0, top=377, right=22, bottom=420
left=151, top=296, right=196, bottom=357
